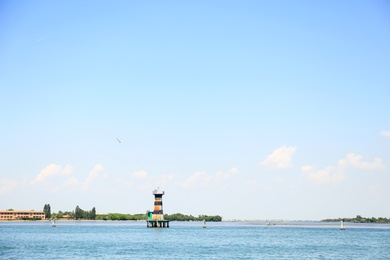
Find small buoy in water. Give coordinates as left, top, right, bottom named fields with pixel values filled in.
left=51, top=218, right=57, bottom=227
left=340, top=220, right=345, bottom=230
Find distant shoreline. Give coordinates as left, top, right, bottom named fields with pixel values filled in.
left=1, top=219, right=390, bottom=224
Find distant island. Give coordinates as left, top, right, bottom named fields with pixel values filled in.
left=321, top=215, right=390, bottom=223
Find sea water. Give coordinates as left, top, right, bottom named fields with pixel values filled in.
left=0, top=221, right=389, bottom=259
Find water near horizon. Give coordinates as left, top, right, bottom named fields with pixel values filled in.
left=1, top=221, right=389, bottom=259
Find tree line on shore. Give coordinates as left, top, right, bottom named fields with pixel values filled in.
left=44, top=204, right=97, bottom=220
left=321, top=215, right=390, bottom=223
left=96, top=212, right=222, bottom=221
left=43, top=204, right=222, bottom=221
left=164, top=213, right=222, bottom=222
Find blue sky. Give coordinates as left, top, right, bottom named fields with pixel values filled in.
left=1, top=0, right=389, bottom=220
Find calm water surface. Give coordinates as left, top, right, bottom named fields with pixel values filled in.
left=1, top=221, right=389, bottom=259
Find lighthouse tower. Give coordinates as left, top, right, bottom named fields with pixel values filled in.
left=146, top=188, right=169, bottom=228
left=152, top=188, right=164, bottom=220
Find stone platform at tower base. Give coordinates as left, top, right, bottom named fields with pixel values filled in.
left=147, top=220, right=170, bottom=228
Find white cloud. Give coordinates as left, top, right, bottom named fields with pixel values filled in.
left=1, top=164, right=74, bottom=194
left=302, top=166, right=345, bottom=184
left=181, top=167, right=238, bottom=188
left=380, top=130, right=390, bottom=137
left=230, top=167, right=239, bottom=174
left=344, top=153, right=384, bottom=170
left=35, top=164, right=73, bottom=182
left=2, top=163, right=112, bottom=194
left=132, top=170, right=149, bottom=179
left=301, top=165, right=314, bottom=172
left=302, top=153, right=384, bottom=184
left=82, top=164, right=105, bottom=191
left=262, top=146, right=297, bottom=169
left=215, top=167, right=238, bottom=179
left=181, top=172, right=211, bottom=188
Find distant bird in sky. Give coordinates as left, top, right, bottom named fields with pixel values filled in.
left=117, top=138, right=122, bottom=143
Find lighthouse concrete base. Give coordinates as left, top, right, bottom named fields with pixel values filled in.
left=146, top=220, right=170, bottom=228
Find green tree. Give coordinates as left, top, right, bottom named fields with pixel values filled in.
left=82, top=211, right=88, bottom=219
left=43, top=204, right=51, bottom=218
left=75, top=206, right=83, bottom=219
left=57, top=211, right=64, bottom=218
left=91, top=207, right=96, bottom=220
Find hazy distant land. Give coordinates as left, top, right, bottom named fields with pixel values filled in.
left=321, top=215, right=390, bottom=223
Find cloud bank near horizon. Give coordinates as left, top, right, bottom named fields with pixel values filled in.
left=1, top=144, right=384, bottom=196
